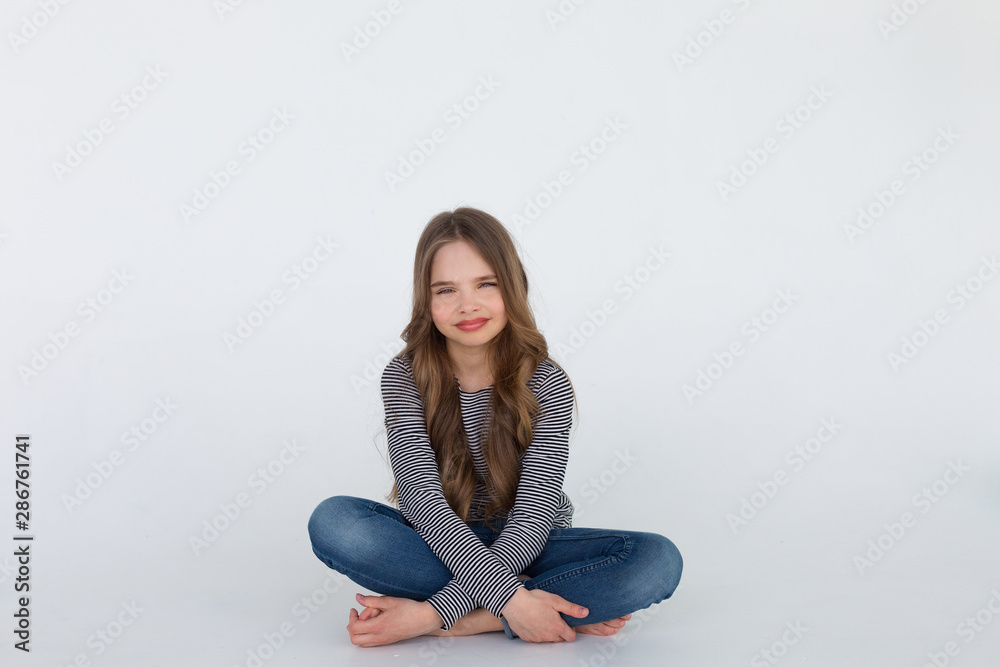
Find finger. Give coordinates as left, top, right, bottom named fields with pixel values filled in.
left=546, top=592, right=589, bottom=618
left=559, top=601, right=589, bottom=618
left=351, top=631, right=375, bottom=647
left=548, top=616, right=575, bottom=643
left=357, top=593, right=391, bottom=610
left=358, top=603, right=385, bottom=620
left=351, top=615, right=382, bottom=634
left=348, top=614, right=379, bottom=637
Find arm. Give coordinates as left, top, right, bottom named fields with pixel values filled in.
left=429, top=364, right=574, bottom=622
left=491, top=364, right=574, bottom=572
left=381, top=356, right=523, bottom=630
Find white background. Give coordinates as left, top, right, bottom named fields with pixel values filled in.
left=2, top=1, right=999, bottom=665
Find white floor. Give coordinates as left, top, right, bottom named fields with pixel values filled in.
left=8, top=489, right=1000, bottom=666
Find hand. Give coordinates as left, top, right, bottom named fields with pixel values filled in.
left=500, top=587, right=589, bottom=643
left=358, top=606, right=383, bottom=622
left=347, top=593, right=443, bottom=647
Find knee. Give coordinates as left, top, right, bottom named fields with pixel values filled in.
left=307, top=495, right=366, bottom=551
left=641, top=533, right=683, bottom=602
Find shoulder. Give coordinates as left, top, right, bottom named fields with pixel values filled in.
left=383, top=352, right=415, bottom=375
left=529, top=359, right=574, bottom=404
left=381, top=353, right=418, bottom=395
left=529, top=358, right=571, bottom=386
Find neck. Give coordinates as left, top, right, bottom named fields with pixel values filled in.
left=446, top=342, right=491, bottom=381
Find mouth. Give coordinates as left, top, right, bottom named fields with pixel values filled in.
left=456, top=318, right=488, bottom=331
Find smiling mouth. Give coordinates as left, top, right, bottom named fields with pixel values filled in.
left=456, top=319, right=488, bottom=331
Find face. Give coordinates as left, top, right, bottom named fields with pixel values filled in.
left=428, top=240, right=508, bottom=359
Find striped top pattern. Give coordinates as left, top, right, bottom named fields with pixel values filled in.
left=381, top=353, right=575, bottom=631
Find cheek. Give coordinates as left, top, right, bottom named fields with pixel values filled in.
left=489, top=294, right=506, bottom=316
left=430, top=301, right=450, bottom=323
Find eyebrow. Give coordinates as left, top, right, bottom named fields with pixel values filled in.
left=430, top=274, right=497, bottom=288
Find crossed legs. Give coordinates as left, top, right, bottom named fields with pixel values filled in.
left=307, top=495, right=682, bottom=640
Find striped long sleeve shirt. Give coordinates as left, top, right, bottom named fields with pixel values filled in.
left=380, top=353, right=575, bottom=631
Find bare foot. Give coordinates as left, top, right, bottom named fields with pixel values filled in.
left=348, top=594, right=443, bottom=647
left=426, top=608, right=504, bottom=636
left=575, top=613, right=632, bottom=636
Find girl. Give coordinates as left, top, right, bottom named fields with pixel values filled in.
left=307, top=207, right=682, bottom=647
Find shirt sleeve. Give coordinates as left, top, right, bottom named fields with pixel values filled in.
left=489, top=364, right=574, bottom=574
left=425, top=364, right=575, bottom=628
left=381, top=356, right=523, bottom=629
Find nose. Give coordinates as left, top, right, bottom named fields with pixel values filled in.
left=459, top=289, right=480, bottom=313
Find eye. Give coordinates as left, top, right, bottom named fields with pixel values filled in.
left=435, top=282, right=497, bottom=295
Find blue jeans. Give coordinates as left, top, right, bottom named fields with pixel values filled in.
left=307, top=495, right=682, bottom=640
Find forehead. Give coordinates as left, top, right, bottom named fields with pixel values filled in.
left=430, top=240, right=493, bottom=277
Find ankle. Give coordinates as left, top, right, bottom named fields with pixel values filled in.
left=469, top=608, right=504, bottom=634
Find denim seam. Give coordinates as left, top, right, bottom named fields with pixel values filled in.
left=526, top=535, right=633, bottom=589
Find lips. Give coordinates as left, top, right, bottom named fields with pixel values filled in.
left=456, top=318, right=488, bottom=331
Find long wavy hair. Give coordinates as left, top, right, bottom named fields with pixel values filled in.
left=384, top=207, right=575, bottom=527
